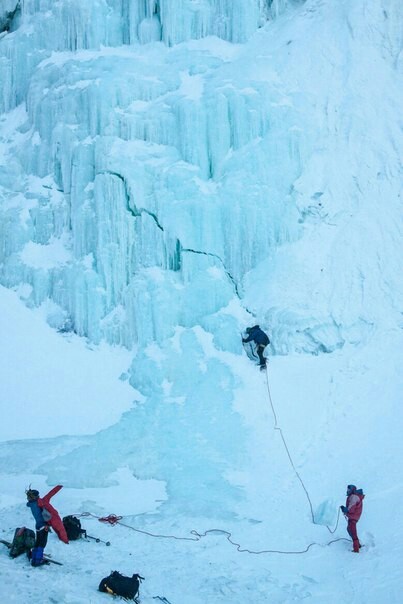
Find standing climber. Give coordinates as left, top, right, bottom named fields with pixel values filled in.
left=340, top=484, right=365, bottom=553
left=26, top=486, right=69, bottom=566
left=242, top=325, right=270, bottom=369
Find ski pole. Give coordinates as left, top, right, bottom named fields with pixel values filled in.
left=86, top=533, right=111, bottom=546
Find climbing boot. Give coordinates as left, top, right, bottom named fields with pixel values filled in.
left=30, top=546, right=46, bottom=566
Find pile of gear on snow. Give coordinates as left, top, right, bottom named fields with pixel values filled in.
left=0, top=485, right=145, bottom=600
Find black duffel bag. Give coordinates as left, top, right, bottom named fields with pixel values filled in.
left=62, top=515, right=86, bottom=541
left=99, top=570, right=144, bottom=599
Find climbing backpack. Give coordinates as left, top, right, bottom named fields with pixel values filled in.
left=98, top=571, right=144, bottom=600
left=62, top=515, right=86, bottom=541
left=9, top=527, right=36, bottom=558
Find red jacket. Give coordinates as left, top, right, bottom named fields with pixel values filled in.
left=345, top=492, right=364, bottom=522
left=38, top=485, right=69, bottom=544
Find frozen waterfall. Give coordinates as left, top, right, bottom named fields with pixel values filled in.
left=0, top=0, right=309, bottom=351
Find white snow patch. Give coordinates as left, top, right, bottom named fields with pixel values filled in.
left=178, top=71, right=204, bottom=101
left=19, top=236, right=72, bottom=269
left=0, top=287, right=135, bottom=441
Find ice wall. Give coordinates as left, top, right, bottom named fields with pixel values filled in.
left=0, top=0, right=302, bottom=113
left=0, top=0, right=401, bottom=358
left=129, top=0, right=303, bottom=46
left=0, top=0, right=305, bottom=351
left=0, top=0, right=402, bottom=526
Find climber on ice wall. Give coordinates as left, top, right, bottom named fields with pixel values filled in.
left=242, top=325, right=270, bottom=369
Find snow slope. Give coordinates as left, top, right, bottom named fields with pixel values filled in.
left=0, top=323, right=402, bottom=603
left=0, top=286, right=135, bottom=440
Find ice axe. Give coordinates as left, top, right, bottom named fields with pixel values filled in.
left=86, top=533, right=111, bottom=546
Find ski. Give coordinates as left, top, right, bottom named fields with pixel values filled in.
left=0, top=539, right=63, bottom=565
left=41, top=555, right=63, bottom=566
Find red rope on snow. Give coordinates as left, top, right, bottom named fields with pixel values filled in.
left=98, top=514, right=123, bottom=525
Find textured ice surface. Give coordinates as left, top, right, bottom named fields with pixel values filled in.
left=38, top=328, right=248, bottom=518
left=0, top=0, right=304, bottom=352
left=1, top=0, right=401, bottom=357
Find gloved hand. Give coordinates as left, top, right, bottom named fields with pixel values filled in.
left=340, top=506, right=348, bottom=514
left=242, top=338, right=246, bottom=343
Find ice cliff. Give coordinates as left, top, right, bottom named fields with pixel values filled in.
left=0, top=0, right=402, bottom=513
left=1, top=0, right=401, bottom=357
left=0, top=0, right=313, bottom=351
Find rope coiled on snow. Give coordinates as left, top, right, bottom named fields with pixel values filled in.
left=76, top=511, right=347, bottom=555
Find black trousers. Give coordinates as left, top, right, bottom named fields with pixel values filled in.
left=35, top=528, right=48, bottom=549
left=256, top=344, right=266, bottom=366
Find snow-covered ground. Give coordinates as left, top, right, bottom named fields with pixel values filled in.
left=0, top=0, right=402, bottom=602
left=0, top=287, right=135, bottom=440
left=0, top=285, right=402, bottom=603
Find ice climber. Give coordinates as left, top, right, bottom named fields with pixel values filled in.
left=242, top=325, right=270, bottom=369
left=340, top=484, right=365, bottom=553
left=26, top=486, right=69, bottom=566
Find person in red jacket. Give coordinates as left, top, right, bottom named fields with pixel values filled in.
left=340, top=484, right=365, bottom=553
left=27, top=486, right=69, bottom=546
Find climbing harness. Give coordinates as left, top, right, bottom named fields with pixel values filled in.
left=75, top=363, right=348, bottom=556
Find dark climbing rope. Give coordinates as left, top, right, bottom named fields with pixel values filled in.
left=189, top=529, right=347, bottom=555
left=75, top=511, right=347, bottom=555
left=263, top=365, right=340, bottom=535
